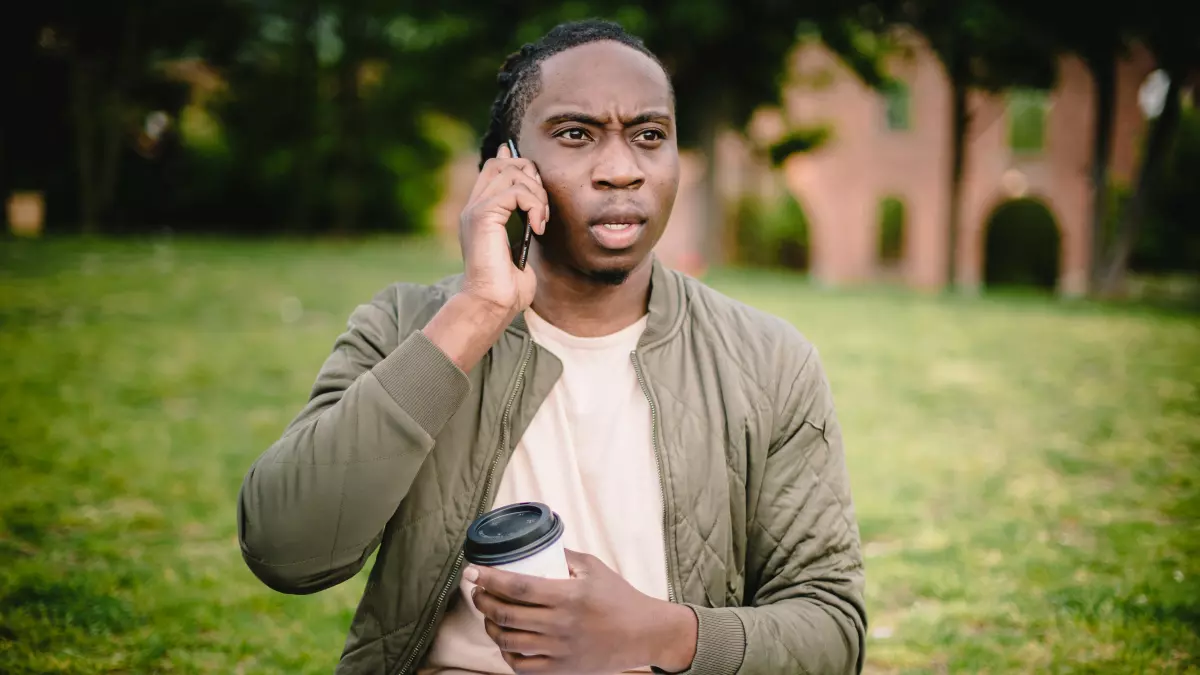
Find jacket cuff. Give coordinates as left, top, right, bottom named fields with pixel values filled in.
left=673, top=605, right=746, bottom=675
left=371, top=329, right=470, bottom=437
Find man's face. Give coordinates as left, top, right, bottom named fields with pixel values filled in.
left=517, top=41, right=680, bottom=284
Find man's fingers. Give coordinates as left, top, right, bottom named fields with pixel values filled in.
left=475, top=168, right=548, bottom=230
left=471, top=565, right=572, bottom=607
left=478, top=166, right=547, bottom=208
left=472, top=588, right=557, bottom=633
left=483, top=619, right=558, bottom=657
left=480, top=184, right=547, bottom=235
left=495, top=141, right=541, bottom=185
left=500, top=650, right=554, bottom=674
left=471, top=156, right=541, bottom=204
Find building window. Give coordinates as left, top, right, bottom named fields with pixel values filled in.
left=878, top=196, right=906, bottom=263
left=883, top=81, right=911, bottom=131
left=1008, top=89, right=1049, bottom=153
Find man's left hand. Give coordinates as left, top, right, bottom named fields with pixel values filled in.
left=465, top=550, right=697, bottom=675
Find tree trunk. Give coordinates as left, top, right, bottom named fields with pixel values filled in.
left=332, top=1, right=367, bottom=235
left=69, top=10, right=139, bottom=235
left=1086, top=49, right=1117, bottom=294
left=946, top=55, right=969, bottom=292
left=290, top=0, right=321, bottom=231
left=71, top=61, right=100, bottom=234
left=1099, top=72, right=1182, bottom=296
left=99, top=11, right=140, bottom=231
left=698, top=94, right=726, bottom=267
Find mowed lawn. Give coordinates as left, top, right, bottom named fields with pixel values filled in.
left=1, top=236, right=1197, bottom=674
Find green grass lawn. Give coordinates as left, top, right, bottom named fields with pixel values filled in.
left=1, top=236, right=1197, bottom=674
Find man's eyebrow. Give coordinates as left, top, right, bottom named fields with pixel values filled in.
left=542, top=110, right=673, bottom=127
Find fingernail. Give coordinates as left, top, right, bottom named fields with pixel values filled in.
left=464, top=566, right=479, bottom=583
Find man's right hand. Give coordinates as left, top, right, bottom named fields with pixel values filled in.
left=421, top=143, right=549, bottom=373
left=458, top=143, right=548, bottom=318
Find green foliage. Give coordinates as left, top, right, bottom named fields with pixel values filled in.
left=897, top=0, right=1058, bottom=92
left=1134, top=102, right=1200, bottom=274
left=3, top=238, right=1199, bottom=672
left=767, top=126, right=832, bottom=166
left=734, top=191, right=811, bottom=269
left=983, top=198, right=1062, bottom=289
left=6, top=0, right=904, bottom=234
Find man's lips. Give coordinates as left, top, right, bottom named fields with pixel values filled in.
left=588, top=221, right=645, bottom=250
left=587, top=207, right=648, bottom=250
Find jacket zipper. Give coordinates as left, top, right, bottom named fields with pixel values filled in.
left=631, top=351, right=677, bottom=604
left=394, top=339, right=534, bottom=675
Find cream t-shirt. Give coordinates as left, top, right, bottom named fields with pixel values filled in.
left=418, top=308, right=669, bottom=675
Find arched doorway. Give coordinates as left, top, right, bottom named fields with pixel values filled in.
left=983, top=198, right=1061, bottom=291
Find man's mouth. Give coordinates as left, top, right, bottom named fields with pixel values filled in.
left=589, top=221, right=644, bottom=250
left=589, top=210, right=647, bottom=250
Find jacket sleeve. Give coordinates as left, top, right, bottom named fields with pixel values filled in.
left=237, top=288, right=470, bottom=595
left=684, top=344, right=867, bottom=675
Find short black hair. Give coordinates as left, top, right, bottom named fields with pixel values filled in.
left=478, top=19, right=670, bottom=169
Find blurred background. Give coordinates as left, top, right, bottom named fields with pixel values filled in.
left=1, top=1, right=1198, bottom=673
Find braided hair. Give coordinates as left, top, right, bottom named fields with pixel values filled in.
left=478, top=19, right=670, bottom=169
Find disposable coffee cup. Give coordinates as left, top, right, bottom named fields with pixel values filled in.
left=464, top=502, right=570, bottom=579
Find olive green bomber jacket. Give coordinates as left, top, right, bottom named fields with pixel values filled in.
left=237, top=259, right=866, bottom=674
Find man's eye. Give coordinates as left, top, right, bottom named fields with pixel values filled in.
left=637, top=129, right=666, bottom=142
left=558, top=128, right=590, bottom=141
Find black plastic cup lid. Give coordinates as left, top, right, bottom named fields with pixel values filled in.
left=464, top=502, right=565, bottom=566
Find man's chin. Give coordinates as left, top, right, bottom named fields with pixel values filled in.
left=583, top=266, right=633, bottom=286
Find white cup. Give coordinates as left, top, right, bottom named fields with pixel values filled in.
left=464, top=502, right=569, bottom=579
left=491, top=535, right=570, bottom=579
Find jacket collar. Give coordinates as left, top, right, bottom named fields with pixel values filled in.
left=506, top=255, right=685, bottom=348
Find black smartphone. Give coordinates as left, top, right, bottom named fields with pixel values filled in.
left=506, top=139, right=534, bottom=270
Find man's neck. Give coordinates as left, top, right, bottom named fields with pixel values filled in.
left=528, top=253, right=652, bottom=338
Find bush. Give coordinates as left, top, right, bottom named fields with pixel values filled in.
left=1133, top=104, right=1200, bottom=274
left=734, top=191, right=810, bottom=270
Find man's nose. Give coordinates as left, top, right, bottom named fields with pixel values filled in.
left=592, top=138, right=645, bottom=190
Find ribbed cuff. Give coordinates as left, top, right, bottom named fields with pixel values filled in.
left=677, top=605, right=746, bottom=675
left=372, top=330, right=471, bottom=437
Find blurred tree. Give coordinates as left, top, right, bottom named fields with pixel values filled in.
left=1097, top=3, right=1199, bottom=294
left=8, top=1, right=903, bottom=237
left=1133, top=102, right=1200, bottom=274
left=1, top=11, right=74, bottom=226
left=1004, top=1, right=1197, bottom=294
left=29, top=0, right=254, bottom=233
left=896, top=0, right=1055, bottom=291
left=1004, top=1, right=1133, bottom=295
left=193, top=1, right=471, bottom=233
left=291, top=0, right=322, bottom=230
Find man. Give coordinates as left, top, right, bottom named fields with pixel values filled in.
left=238, top=19, right=866, bottom=675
